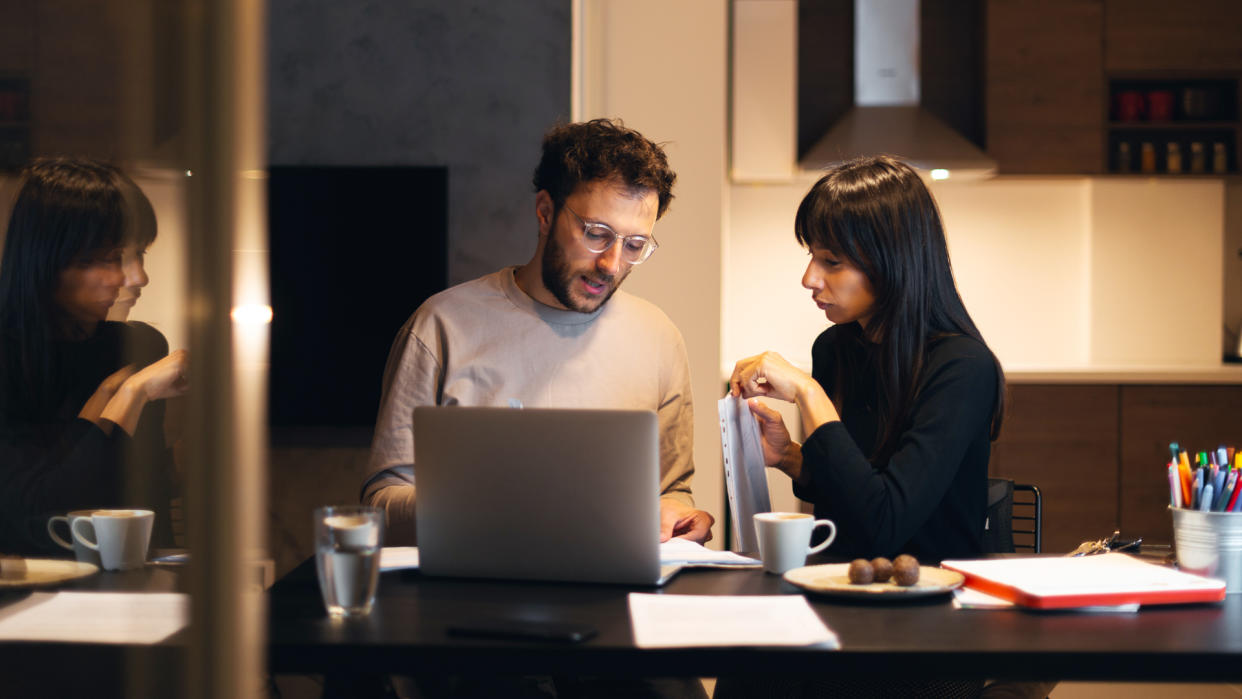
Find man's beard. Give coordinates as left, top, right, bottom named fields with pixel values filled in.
left=540, top=223, right=626, bottom=313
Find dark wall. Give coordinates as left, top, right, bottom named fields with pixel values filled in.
left=267, top=0, right=572, bottom=286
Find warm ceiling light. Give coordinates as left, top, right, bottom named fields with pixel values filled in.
left=231, top=304, right=273, bottom=325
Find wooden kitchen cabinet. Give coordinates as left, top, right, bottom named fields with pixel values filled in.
left=989, top=384, right=1119, bottom=553
left=1118, top=385, right=1242, bottom=545
left=985, top=0, right=1104, bottom=174
left=992, top=382, right=1242, bottom=555
left=1105, top=0, right=1242, bottom=72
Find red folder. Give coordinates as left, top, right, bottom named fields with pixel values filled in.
left=941, top=553, right=1226, bottom=609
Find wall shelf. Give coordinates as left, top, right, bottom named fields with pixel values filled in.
left=1106, top=75, right=1239, bottom=175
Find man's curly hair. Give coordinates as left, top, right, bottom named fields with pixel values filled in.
left=532, top=118, right=676, bottom=218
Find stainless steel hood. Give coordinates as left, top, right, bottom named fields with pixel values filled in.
left=799, top=0, right=996, bottom=178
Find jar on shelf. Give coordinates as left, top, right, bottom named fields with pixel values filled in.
left=1190, top=142, right=1206, bottom=173
left=1116, top=142, right=1132, bottom=172
left=1166, top=142, right=1183, bottom=174
left=1140, top=142, right=1157, bottom=173
left=1214, top=143, right=1229, bottom=174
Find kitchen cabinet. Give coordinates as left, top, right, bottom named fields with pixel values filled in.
left=1104, top=0, right=1242, bottom=73
left=987, top=0, right=1242, bottom=174
left=1118, top=386, right=1242, bottom=545
left=985, top=0, right=1104, bottom=174
left=989, top=384, right=1118, bottom=553
left=992, top=382, right=1242, bottom=554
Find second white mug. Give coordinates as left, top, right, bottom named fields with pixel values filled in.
left=754, top=512, right=837, bottom=575
left=71, top=509, right=154, bottom=572
left=47, top=509, right=103, bottom=566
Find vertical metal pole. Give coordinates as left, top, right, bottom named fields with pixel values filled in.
left=183, top=0, right=268, bottom=697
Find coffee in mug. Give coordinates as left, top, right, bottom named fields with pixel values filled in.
left=71, top=509, right=154, bottom=571
left=47, top=509, right=103, bottom=566
left=753, top=512, right=837, bottom=575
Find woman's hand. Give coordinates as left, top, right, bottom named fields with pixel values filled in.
left=730, top=350, right=843, bottom=442
left=79, top=365, right=138, bottom=424
left=129, top=350, right=190, bottom=401
left=729, top=351, right=814, bottom=403
left=747, top=399, right=807, bottom=484
left=97, top=350, right=190, bottom=436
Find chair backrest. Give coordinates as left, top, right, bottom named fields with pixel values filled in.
left=1013, top=483, right=1042, bottom=553
left=983, top=478, right=1043, bottom=554
left=983, top=478, right=1015, bottom=553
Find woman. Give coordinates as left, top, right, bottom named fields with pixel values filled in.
left=0, top=157, right=189, bottom=555
left=729, top=155, right=1004, bottom=564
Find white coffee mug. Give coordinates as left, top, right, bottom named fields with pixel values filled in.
left=754, top=512, right=837, bottom=575
left=47, top=509, right=103, bottom=566
left=71, top=509, right=154, bottom=571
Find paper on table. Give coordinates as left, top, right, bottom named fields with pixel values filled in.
left=952, top=586, right=1139, bottom=613
left=628, top=593, right=838, bottom=649
left=660, top=538, right=761, bottom=568
left=719, top=394, right=771, bottom=553
left=379, top=546, right=420, bottom=571
left=0, top=592, right=187, bottom=644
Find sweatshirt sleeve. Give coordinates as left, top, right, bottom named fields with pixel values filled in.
left=0, top=418, right=129, bottom=554
left=797, top=342, right=997, bottom=556
left=656, top=325, right=695, bottom=507
left=362, top=313, right=443, bottom=544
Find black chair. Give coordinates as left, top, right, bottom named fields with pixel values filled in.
left=984, top=477, right=1042, bottom=554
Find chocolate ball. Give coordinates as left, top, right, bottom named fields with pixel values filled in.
left=892, top=554, right=920, bottom=586
left=847, top=558, right=875, bottom=584
left=870, top=557, right=894, bottom=583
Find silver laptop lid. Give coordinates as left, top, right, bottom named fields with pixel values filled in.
left=413, top=406, right=662, bottom=585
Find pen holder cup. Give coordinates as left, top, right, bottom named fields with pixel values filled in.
left=1171, top=507, right=1242, bottom=593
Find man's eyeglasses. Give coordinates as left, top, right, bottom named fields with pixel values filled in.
left=562, top=205, right=659, bottom=265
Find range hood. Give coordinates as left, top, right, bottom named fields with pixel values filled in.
left=799, top=0, right=996, bottom=179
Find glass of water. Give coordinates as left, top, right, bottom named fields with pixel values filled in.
left=314, top=505, right=384, bottom=617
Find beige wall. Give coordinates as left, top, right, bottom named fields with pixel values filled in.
left=579, top=0, right=729, bottom=545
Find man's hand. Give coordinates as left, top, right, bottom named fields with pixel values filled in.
left=659, top=498, right=715, bottom=544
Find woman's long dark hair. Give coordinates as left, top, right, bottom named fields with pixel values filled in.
left=795, top=155, right=1005, bottom=464
left=0, top=157, right=135, bottom=420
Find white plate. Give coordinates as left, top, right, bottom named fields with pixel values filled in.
left=784, top=563, right=965, bottom=599
left=0, top=558, right=99, bottom=587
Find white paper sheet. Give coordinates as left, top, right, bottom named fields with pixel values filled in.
left=628, top=593, right=838, bottom=648
left=719, top=394, right=771, bottom=553
left=379, top=546, right=421, bottom=571
left=0, top=592, right=187, bottom=644
left=952, top=586, right=1139, bottom=612
left=659, top=538, right=761, bottom=567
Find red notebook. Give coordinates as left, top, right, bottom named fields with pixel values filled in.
left=940, top=553, right=1226, bottom=609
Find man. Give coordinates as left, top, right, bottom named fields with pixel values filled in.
left=363, top=118, right=714, bottom=546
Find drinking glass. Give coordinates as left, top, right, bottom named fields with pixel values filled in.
left=314, top=506, right=383, bottom=617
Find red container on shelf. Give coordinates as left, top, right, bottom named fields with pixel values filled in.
left=1147, top=90, right=1175, bottom=121
left=1115, top=91, right=1145, bottom=121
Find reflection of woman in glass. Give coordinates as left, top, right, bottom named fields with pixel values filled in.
left=730, top=155, right=1005, bottom=564
left=0, top=158, right=189, bottom=554
left=106, top=174, right=156, bottom=323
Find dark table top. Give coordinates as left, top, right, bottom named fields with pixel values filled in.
left=0, top=561, right=188, bottom=698
left=5, top=554, right=1241, bottom=684
left=267, top=556, right=1242, bottom=682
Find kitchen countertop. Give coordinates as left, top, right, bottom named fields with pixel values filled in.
left=1004, top=364, right=1242, bottom=384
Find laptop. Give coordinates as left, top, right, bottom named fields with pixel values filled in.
left=413, top=406, right=681, bottom=586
